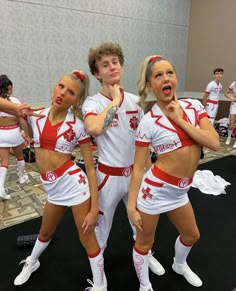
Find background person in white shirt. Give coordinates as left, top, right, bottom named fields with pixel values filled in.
left=0, top=75, right=31, bottom=200
left=202, top=68, right=224, bottom=124
left=224, top=81, right=236, bottom=147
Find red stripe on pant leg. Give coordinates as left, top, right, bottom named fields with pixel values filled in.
left=98, top=174, right=109, bottom=191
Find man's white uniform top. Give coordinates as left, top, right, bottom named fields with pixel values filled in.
left=82, top=92, right=143, bottom=167
left=228, top=81, right=236, bottom=114
left=205, top=80, right=222, bottom=101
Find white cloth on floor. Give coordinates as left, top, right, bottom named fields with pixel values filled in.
left=192, top=170, right=231, bottom=195
left=216, top=117, right=229, bottom=126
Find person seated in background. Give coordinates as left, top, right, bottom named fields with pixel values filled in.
left=0, top=75, right=31, bottom=200
left=224, top=81, right=236, bottom=147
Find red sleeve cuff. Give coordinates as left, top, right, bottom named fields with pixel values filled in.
left=79, top=137, right=91, bottom=145
left=135, top=141, right=150, bottom=147
left=84, top=112, right=97, bottom=119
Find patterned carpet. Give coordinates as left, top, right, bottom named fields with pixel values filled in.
left=0, top=136, right=235, bottom=230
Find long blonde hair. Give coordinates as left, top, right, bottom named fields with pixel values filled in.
left=137, top=55, right=167, bottom=108
left=68, top=70, right=90, bottom=120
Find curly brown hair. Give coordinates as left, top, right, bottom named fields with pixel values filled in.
left=88, top=41, right=124, bottom=75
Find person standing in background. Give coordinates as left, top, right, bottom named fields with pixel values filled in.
left=202, top=68, right=224, bottom=125
left=224, top=81, right=236, bottom=147
left=0, top=75, right=30, bottom=200
left=14, top=70, right=107, bottom=291
left=128, top=55, right=220, bottom=291
left=82, top=42, right=165, bottom=287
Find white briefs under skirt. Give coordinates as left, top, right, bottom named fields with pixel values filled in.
left=0, top=125, right=24, bottom=147
left=137, top=166, right=191, bottom=215
left=41, top=161, right=90, bottom=206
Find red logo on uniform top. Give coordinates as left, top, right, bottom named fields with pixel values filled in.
left=46, top=171, right=57, bottom=181
left=63, top=128, right=76, bottom=142
left=178, top=178, right=190, bottom=188
left=130, top=116, right=139, bottom=130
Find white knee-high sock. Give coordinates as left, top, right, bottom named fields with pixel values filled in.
left=0, top=166, right=8, bottom=188
left=133, top=246, right=151, bottom=289
left=17, top=159, right=25, bottom=178
left=88, top=248, right=105, bottom=287
left=29, top=237, right=51, bottom=261
left=174, top=236, right=192, bottom=265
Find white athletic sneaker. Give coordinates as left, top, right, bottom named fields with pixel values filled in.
left=0, top=187, right=10, bottom=200
left=172, top=258, right=202, bottom=287
left=225, top=137, right=231, bottom=145
left=139, top=285, right=154, bottom=291
left=148, top=252, right=165, bottom=275
left=14, top=256, right=40, bottom=286
left=85, top=275, right=107, bottom=291
left=233, top=141, right=236, bottom=148
left=18, top=174, right=29, bottom=184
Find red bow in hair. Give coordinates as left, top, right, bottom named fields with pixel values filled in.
left=149, top=55, right=163, bottom=64
left=73, top=71, right=85, bottom=81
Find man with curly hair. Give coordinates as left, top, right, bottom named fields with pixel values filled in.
left=82, top=42, right=165, bottom=288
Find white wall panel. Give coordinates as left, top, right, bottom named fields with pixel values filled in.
left=42, top=0, right=92, bottom=11
left=8, top=0, right=43, bottom=4
left=1, top=0, right=191, bottom=105
left=91, top=14, right=165, bottom=94
left=92, top=0, right=190, bottom=26
left=164, top=24, right=189, bottom=91
left=0, top=1, right=50, bottom=106
left=42, top=6, right=93, bottom=90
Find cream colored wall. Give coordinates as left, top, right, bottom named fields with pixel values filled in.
left=185, top=0, right=236, bottom=94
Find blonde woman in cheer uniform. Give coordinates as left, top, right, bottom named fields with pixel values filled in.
left=128, top=56, right=220, bottom=291
left=14, top=71, right=107, bottom=291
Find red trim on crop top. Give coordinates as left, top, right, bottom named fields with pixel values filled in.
left=167, top=112, right=196, bottom=147
left=40, top=118, right=63, bottom=150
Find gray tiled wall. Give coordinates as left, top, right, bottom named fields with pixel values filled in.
left=0, top=0, right=191, bottom=106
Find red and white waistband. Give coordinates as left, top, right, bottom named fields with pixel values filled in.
left=207, top=99, right=218, bottom=104
left=151, top=165, right=193, bottom=188
left=0, top=124, right=18, bottom=130
left=98, top=163, right=133, bottom=177
left=41, top=159, right=80, bottom=181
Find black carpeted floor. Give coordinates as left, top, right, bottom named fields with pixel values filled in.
left=1, top=155, right=236, bottom=291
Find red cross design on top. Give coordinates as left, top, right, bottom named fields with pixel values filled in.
left=63, top=129, right=75, bottom=142
left=66, top=130, right=75, bottom=141
left=142, top=186, right=153, bottom=200
left=78, top=174, right=86, bottom=184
